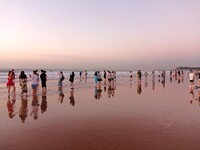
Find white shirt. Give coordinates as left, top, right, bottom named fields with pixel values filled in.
left=189, top=73, right=194, bottom=81
left=32, top=74, right=38, bottom=85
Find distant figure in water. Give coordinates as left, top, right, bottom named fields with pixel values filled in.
left=79, top=71, right=82, bottom=81
left=69, top=71, right=75, bottom=89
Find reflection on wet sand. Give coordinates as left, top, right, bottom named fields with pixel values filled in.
left=7, top=94, right=16, bottom=119
left=137, top=80, right=142, bottom=95
left=69, top=89, right=75, bottom=106
left=41, top=91, right=47, bottom=113
left=19, top=95, right=28, bottom=123
left=58, top=85, right=65, bottom=103
left=30, top=94, right=39, bottom=120
left=94, top=85, right=102, bottom=100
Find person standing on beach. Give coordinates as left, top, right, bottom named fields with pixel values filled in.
left=40, top=70, right=47, bottom=92
left=189, top=70, right=195, bottom=86
left=6, top=71, right=16, bottom=94
left=79, top=71, right=82, bottom=81
left=97, top=71, right=102, bottom=85
left=129, top=71, right=133, bottom=79
left=197, top=70, right=200, bottom=87
left=94, top=71, right=98, bottom=85
left=103, top=70, right=107, bottom=84
left=19, top=71, right=28, bottom=95
left=31, top=70, right=39, bottom=94
left=69, top=71, right=75, bottom=89
left=58, top=71, right=65, bottom=87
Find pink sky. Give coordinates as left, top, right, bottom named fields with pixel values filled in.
left=0, top=0, right=200, bottom=70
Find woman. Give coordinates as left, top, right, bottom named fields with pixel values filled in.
left=31, top=70, right=39, bottom=94
left=94, top=71, right=98, bottom=85
left=7, top=71, right=16, bottom=94
left=58, top=71, right=65, bottom=87
left=69, top=71, right=75, bottom=89
left=19, top=71, right=28, bottom=95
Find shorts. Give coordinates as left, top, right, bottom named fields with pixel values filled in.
left=31, top=84, right=38, bottom=89
left=190, top=80, right=194, bottom=83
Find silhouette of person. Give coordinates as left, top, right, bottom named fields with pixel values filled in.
left=69, top=89, right=75, bottom=106
left=19, top=95, right=28, bottom=123
left=41, top=91, right=47, bottom=113
left=7, top=94, right=16, bottom=119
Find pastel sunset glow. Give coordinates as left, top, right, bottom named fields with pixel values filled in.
left=0, top=0, right=200, bottom=70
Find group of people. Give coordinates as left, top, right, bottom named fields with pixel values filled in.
left=6, top=69, right=76, bottom=95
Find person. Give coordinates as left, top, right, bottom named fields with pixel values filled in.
left=129, top=71, right=133, bottom=79
left=94, top=71, right=98, bottom=85
left=31, top=70, right=39, bottom=94
left=40, top=70, right=47, bottom=92
left=79, top=71, right=82, bottom=81
left=189, top=70, right=195, bottom=86
left=198, top=70, right=200, bottom=87
left=137, top=70, right=142, bottom=81
left=103, top=70, right=107, bottom=84
left=19, top=71, right=28, bottom=95
left=58, top=71, right=65, bottom=87
left=69, top=71, right=75, bottom=89
left=97, top=71, right=102, bottom=85
left=6, top=71, right=16, bottom=93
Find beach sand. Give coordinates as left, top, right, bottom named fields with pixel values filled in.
left=0, top=75, right=200, bottom=150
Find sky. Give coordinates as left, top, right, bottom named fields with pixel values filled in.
left=0, top=0, right=200, bottom=70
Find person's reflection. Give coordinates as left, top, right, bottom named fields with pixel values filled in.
left=98, top=85, right=102, bottom=99
left=189, top=87, right=194, bottom=104
left=104, top=84, right=107, bottom=93
left=152, top=76, right=155, bottom=91
left=129, top=78, right=133, bottom=88
left=69, top=89, right=75, bottom=106
left=94, top=86, right=98, bottom=99
left=170, top=76, right=172, bottom=83
left=178, top=78, right=180, bottom=84
left=30, top=94, right=39, bottom=120
left=41, top=91, right=47, bottom=113
left=19, top=95, right=28, bottom=123
left=7, top=94, right=16, bottom=119
left=137, top=80, right=142, bottom=95
left=144, top=78, right=148, bottom=88
left=161, top=77, right=165, bottom=88
left=107, top=84, right=112, bottom=98
left=112, top=83, right=116, bottom=97
left=58, top=86, right=65, bottom=103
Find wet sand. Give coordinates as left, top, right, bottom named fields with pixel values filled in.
left=0, top=75, right=200, bottom=150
